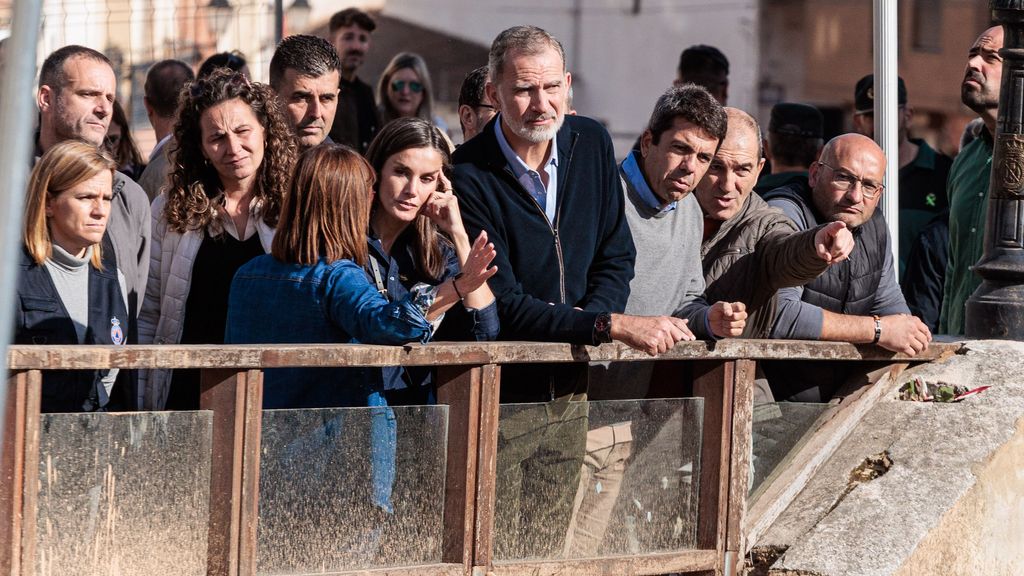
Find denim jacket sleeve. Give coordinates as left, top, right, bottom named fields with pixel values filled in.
left=324, top=260, right=433, bottom=344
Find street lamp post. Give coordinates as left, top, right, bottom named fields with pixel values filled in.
left=205, top=0, right=234, bottom=41
left=965, top=1, right=1024, bottom=339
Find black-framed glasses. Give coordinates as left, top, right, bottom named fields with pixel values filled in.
left=391, top=80, right=424, bottom=94
left=474, top=103, right=496, bottom=111
left=817, top=161, right=884, bottom=199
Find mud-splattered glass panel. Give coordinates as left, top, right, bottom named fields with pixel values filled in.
left=35, top=411, right=213, bottom=575
left=749, top=402, right=830, bottom=500
left=492, top=399, right=703, bottom=562
left=257, top=405, right=448, bottom=574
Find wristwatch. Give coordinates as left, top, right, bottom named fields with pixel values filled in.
left=871, top=315, right=882, bottom=345
left=594, top=312, right=613, bottom=344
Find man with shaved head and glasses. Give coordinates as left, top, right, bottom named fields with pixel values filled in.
left=762, top=133, right=931, bottom=402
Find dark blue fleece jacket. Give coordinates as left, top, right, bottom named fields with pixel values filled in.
left=452, top=114, right=635, bottom=345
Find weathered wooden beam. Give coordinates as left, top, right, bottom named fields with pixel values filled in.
left=693, top=360, right=735, bottom=572
left=0, top=371, right=26, bottom=576
left=310, top=563, right=466, bottom=576
left=472, top=364, right=501, bottom=570
left=744, top=363, right=908, bottom=550
left=436, top=365, right=483, bottom=571
left=725, top=359, right=755, bottom=572
left=201, top=368, right=261, bottom=576
left=486, top=549, right=718, bottom=575
left=6, top=340, right=962, bottom=370
left=17, top=371, right=41, bottom=576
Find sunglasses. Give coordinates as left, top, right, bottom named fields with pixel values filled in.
left=391, top=80, right=424, bottom=94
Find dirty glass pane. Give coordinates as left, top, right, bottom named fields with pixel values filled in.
left=492, top=398, right=703, bottom=562
left=749, top=402, right=831, bottom=500
left=35, top=411, right=213, bottom=575
left=257, top=405, right=448, bottom=574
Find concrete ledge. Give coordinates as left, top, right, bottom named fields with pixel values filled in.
left=753, top=340, right=1024, bottom=576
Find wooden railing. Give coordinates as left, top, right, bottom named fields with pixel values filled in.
left=0, top=340, right=959, bottom=576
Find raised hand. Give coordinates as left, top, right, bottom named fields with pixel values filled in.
left=709, top=301, right=747, bottom=338
left=815, top=221, right=855, bottom=264
left=420, top=171, right=466, bottom=238
left=452, top=231, right=498, bottom=294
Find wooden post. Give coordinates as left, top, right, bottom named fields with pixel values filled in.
left=472, top=364, right=501, bottom=571
left=200, top=368, right=263, bottom=576
left=692, top=360, right=736, bottom=572
left=1, top=371, right=37, bottom=576
left=436, top=365, right=483, bottom=571
left=17, top=371, right=41, bottom=576
left=724, top=359, right=754, bottom=573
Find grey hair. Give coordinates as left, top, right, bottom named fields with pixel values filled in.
left=488, top=26, right=566, bottom=82
left=647, top=83, right=727, bottom=145
left=269, top=35, right=341, bottom=91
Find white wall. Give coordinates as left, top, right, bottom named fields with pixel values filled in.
left=380, top=0, right=759, bottom=157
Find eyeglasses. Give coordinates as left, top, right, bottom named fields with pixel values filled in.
left=391, top=80, right=424, bottom=94
left=817, top=161, right=884, bottom=199
left=474, top=103, right=496, bottom=111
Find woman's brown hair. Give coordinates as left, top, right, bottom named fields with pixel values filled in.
left=365, top=117, right=452, bottom=282
left=24, top=140, right=117, bottom=269
left=165, top=68, right=296, bottom=234
left=271, top=144, right=376, bottom=266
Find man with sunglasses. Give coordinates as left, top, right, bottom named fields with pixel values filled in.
left=762, top=133, right=931, bottom=402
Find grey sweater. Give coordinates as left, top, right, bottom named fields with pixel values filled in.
left=620, top=166, right=711, bottom=338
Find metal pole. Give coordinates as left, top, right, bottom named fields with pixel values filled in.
left=873, top=0, right=899, bottom=266
left=0, top=0, right=44, bottom=456
left=274, top=0, right=284, bottom=45
left=966, top=2, right=1024, bottom=338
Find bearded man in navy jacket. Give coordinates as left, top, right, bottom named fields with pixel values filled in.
left=452, top=25, right=693, bottom=559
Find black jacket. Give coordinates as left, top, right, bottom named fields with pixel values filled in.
left=452, top=115, right=635, bottom=345
left=15, top=246, right=136, bottom=412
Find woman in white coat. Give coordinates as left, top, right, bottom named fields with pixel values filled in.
left=139, top=69, right=297, bottom=409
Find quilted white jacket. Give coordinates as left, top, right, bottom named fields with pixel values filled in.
left=138, top=194, right=274, bottom=409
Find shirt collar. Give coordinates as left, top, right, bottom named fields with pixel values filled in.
left=150, top=134, right=173, bottom=162
left=493, top=114, right=558, bottom=178
left=622, top=150, right=675, bottom=213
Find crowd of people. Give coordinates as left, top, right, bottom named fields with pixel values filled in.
left=13, top=7, right=1002, bottom=558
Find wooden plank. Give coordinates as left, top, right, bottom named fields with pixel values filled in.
left=200, top=368, right=249, bottom=576
left=18, top=371, right=41, bottom=576
left=6, top=340, right=962, bottom=370
left=236, top=370, right=264, bottom=576
left=744, top=363, right=908, bottom=550
left=692, top=360, right=734, bottom=570
left=436, top=365, right=482, bottom=570
left=486, top=549, right=718, bottom=576
left=472, top=364, right=501, bottom=569
left=301, top=563, right=465, bottom=576
left=725, top=359, right=755, bottom=569
left=0, top=371, right=26, bottom=576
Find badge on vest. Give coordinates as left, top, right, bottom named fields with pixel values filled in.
left=110, top=317, right=124, bottom=345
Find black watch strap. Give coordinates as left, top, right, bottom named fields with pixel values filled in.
left=594, top=312, right=613, bottom=344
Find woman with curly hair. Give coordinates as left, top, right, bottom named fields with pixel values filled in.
left=139, top=68, right=297, bottom=410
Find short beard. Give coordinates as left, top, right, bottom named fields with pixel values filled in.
left=509, top=112, right=565, bottom=144
left=961, top=85, right=999, bottom=116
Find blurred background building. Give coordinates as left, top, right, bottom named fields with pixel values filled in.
left=0, top=0, right=991, bottom=157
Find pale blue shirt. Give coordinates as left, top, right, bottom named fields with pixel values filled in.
left=621, top=150, right=675, bottom=214
left=494, top=115, right=559, bottom=224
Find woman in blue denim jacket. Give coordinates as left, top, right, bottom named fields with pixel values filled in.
left=366, top=117, right=500, bottom=405
left=225, top=145, right=496, bottom=526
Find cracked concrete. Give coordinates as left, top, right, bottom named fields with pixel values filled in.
left=754, top=340, right=1024, bottom=576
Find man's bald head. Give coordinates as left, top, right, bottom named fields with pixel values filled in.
left=962, top=26, right=1004, bottom=120
left=809, top=133, right=886, bottom=228
left=723, top=107, right=762, bottom=158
